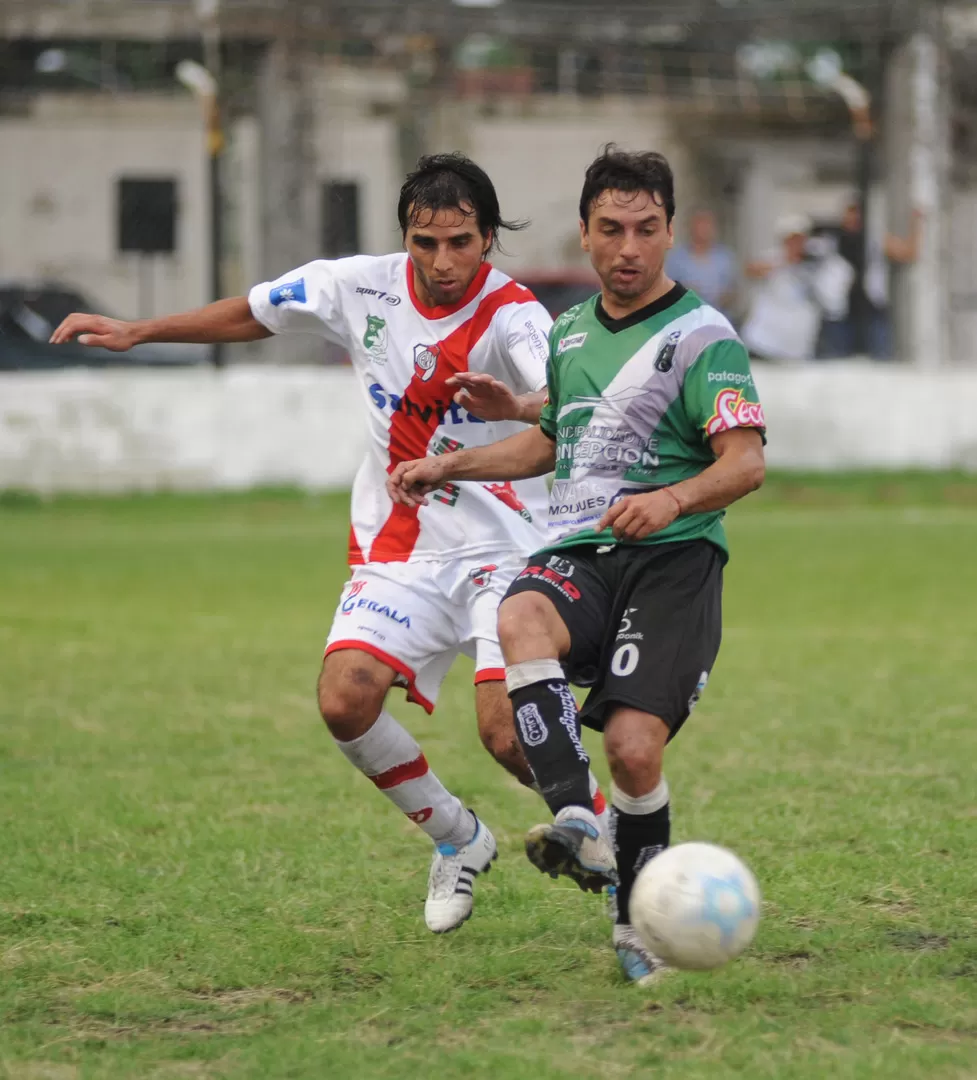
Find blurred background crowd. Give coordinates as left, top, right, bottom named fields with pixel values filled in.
left=0, top=0, right=973, bottom=369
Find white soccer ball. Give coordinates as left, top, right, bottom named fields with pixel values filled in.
left=629, top=842, right=761, bottom=970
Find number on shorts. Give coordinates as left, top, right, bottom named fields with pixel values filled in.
left=611, top=643, right=639, bottom=677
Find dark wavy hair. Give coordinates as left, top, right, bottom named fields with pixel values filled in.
left=579, top=144, right=676, bottom=225
left=397, top=152, right=527, bottom=252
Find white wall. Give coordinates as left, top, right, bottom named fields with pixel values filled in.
left=2, top=363, right=976, bottom=495
left=754, top=363, right=977, bottom=470
left=0, top=94, right=209, bottom=319
left=0, top=367, right=368, bottom=493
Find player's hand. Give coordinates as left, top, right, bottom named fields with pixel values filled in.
left=386, top=457, right=449, bottom=508
left=597, top=489, right=681, bottom=542
left=49, top=313, right=140, bottom=352
left=446, top=372, right=523, bottom=423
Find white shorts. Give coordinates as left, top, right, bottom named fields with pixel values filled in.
left=324, top=556, right=524, bottom=714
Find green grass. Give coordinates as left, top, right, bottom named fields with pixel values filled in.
left=2, top=476, right=976, bottom=1079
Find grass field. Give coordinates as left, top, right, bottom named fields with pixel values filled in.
left=2, top=476, right=976, bottom=1079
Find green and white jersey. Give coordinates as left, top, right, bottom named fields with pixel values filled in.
left=538, top=284, right=765, bottom=559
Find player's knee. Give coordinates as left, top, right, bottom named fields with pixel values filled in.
left=604, top=727, right=664, bottom=789
left=498, top=592, right=557, bottom=657
left=317, top=663, right=384, bottom=742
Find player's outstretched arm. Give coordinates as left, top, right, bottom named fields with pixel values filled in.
left=446, top=372, right=546, bottom=424
left=597, top=428, right=765, bottom=542
left=49, top=297, right=271, bottom=352
left=387, top=425, right=556, bottom=508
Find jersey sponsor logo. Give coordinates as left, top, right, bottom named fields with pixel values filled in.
left=516, top=702, right=548, bottom=747
left=707, top=370, right=754, bottom=386
left=523, top=319, right=550, bottom=363
left=705, top=388, right=766, bottom=435
left=556, top=332, right=588, bottom=355
left=413, top=343, right=440, bottom=382
left=615, top=607, right=644, bottom=642
left=548, top=480, right=607, bottom=530
left=654, top=330, right=682, bottom=373
left=368, top=382, right=485, bottom=426
left=516, top=562, right=581, bottom=601
left=355, top=286, right=401, bottom=306
left=340, top=581, right=412, bottom=627
left=547, top=682, right=589, bottom=762
left=363, top=315, right=387, bottom=363
left=269, top=278, right=306, bottom=306
left=485, top=481, right=533, bottom=522
left=555, top=425, right=659, bottom=471
left=341, top=580, right=367, bottom=609
left=468, top=564, right=498, bottom=588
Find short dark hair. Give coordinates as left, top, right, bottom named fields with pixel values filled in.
left=579, top=144, right=676, bottom=225
left=397, top=152, right=527, bottom=252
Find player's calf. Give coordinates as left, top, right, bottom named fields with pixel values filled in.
left=604, top=708, right=671, bottom=930
left=475, top=680, right=535, bottom=787
left=319, top=651, right=476, bottom=852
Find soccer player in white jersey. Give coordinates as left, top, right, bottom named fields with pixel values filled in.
left=51, top=153, right=607, bottom=934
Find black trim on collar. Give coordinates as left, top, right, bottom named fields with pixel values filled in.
left=595, top=283, right=688, bottom=334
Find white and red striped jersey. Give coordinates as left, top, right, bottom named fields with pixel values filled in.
left=249, top=253, right=552, bottom=564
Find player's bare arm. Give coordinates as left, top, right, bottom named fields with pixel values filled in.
left=446, top=372, right=546, bottom=424
left=387, top=425, right=555, bottom=508
left=597, top=427, right=765, bottom=541
left=49, top=296, right=271, bottom=352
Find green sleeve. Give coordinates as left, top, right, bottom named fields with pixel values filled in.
left=538, top=351, right=559, bottom=439
left=682, top=338, right=766, bottom=443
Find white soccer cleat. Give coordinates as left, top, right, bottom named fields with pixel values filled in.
left=424, top=813, right=498, bottom=933
left=524, top=805, right=618, bottom=894
left=613, top=924, right=669, bottom=986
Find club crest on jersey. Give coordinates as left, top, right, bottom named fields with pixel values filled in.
left=413, top=343, right=441, bottom=382
left=468, top=564, right=498, bottom=589
left=363, top=315, right=387, bottom=363
left=654, top=330, right=682, bottom=373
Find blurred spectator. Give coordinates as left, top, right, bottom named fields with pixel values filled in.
left=740, top=213, right=823, bottom=362
left=819, top=201, right=924, bottom=359
left=666, top=208, right=738, bottom=316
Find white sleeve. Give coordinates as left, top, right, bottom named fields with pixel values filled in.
left=248, top=255, right=375, bottom=347
left=496, top=300, right=553, bottom=393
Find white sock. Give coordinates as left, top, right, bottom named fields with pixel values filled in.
left=335, top=710, right=474, bottom=847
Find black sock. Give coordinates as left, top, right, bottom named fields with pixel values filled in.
left=611, top=802, right=670, bottom=926
left=509, top=677, right=593, bottom=816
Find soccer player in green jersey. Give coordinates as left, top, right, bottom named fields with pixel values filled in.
left=387, top=147, right=766, bottom=983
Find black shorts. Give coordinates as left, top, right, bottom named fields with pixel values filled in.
left=503, top=540, right=723, bottom=736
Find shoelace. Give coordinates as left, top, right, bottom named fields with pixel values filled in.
left=429, top=844, right=461, bottom=899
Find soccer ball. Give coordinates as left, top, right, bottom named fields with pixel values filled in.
left=629, top=842, right=761, bottom=970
